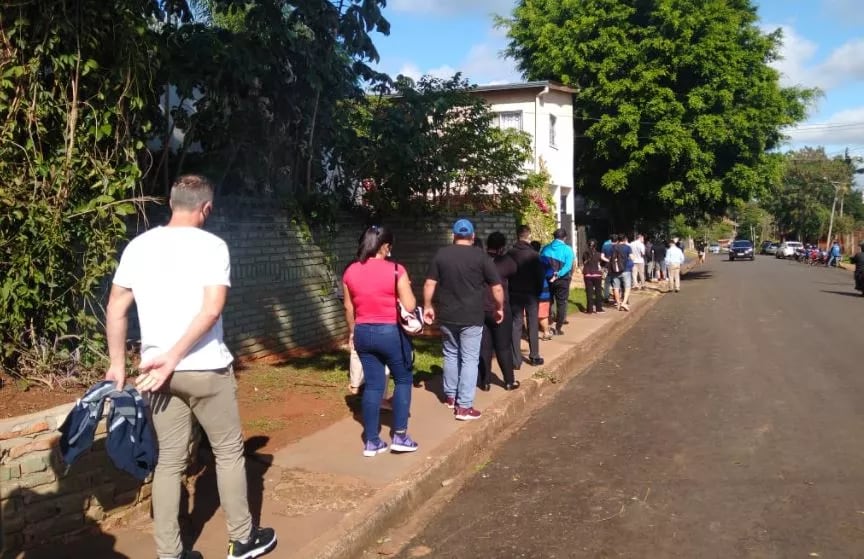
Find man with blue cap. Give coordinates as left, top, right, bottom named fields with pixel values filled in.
left=424, top=219, right=504, bottom=420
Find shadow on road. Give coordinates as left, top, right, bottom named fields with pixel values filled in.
left=682, top=270, right=713, bottom=281
left=820, top=290, right=864, bottom=298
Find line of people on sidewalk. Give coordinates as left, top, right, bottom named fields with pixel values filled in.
left=340, top=219, right=576, bottom=458
left=595, top=234, right=687, bottom=313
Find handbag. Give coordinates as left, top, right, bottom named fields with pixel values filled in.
left=394, top=262, right=419, bottom=368
left=394, top=262, right=424, bottom=336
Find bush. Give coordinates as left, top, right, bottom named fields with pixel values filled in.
left=0, top=1, right=159, bottom=386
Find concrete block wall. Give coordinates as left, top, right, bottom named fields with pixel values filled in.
left=139, top=200, right=518, bottom=360
left=0, top=404, right=150, bottom=556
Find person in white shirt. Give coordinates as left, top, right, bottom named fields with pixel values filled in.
left=665, top=239, right=686, bottom=292
left=629, top=234, right=646, bottom=290
left=105, top=175, right=276, bottom=559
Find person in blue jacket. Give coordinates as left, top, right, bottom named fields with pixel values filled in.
left=541, top=228, right=575, bottom=335
left=827, top=240, right=841, bottom=267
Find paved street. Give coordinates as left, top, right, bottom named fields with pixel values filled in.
left=395, top=256, right=864, bottom=559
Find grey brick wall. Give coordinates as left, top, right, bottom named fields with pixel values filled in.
left=132, top=201, right=517, bottom=360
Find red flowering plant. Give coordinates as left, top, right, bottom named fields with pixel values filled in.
left=512, top=166, right=557, bottom=245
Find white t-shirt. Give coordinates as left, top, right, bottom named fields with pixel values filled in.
left=630, top=239, right=645, bottom=264
left=113, top=226, right=234, bottom=371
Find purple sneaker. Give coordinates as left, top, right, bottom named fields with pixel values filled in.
left=363, top=439, right=388, bottom=457
left=390, top=432, right=419, bottom=453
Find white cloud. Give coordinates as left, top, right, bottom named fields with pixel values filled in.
left=389, top=0, right=516, bottom=16
left=785, top=106, right=864, bottom=146
left=764, top=24, right=819, bottom=87
left=766, top=23, right=864, bottom=92
left=815, top=39, right=864, bottom=89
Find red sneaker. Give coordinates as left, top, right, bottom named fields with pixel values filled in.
left=454, top=406, right=482, bottom=421
left=444, top=396, right=456, bottom=409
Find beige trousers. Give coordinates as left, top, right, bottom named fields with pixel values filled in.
left=669, top=265, right=681, bottom=291
left=149, top=368, right=251, bottom=558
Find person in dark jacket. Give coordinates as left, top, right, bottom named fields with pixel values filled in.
left=478, top=232, right=520, bottom=391
left=582, top=239, right=605, bottom=314
left=508, top=225, right=544, bottom=368
left=852, top=241, right=864, bottom=292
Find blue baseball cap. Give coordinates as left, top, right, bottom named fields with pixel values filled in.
left=452, top=218, right=475, bottom=236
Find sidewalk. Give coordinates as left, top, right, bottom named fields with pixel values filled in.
left=60, top=272, right=690, bottom=559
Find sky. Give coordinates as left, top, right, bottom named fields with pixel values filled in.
left=371, top=0, right=864, bottom=161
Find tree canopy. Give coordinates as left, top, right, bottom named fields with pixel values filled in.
left=503, top=0, right=816, bottom=229
left=761, top=147, right=860, bottom=242
left=333, top=75, right=532, bottom=215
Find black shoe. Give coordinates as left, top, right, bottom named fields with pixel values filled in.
left=553, top=329, right=564, bottom=336
left=528, top=357, right=544, bottom=366
left=171, top=552, right=202, bottom=559
left=228, top=526, right=277, bottom=559
left=504, top=381, right=521, bottom=391
left=478, top=383, right=491, bottom=392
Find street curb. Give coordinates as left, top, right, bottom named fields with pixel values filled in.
left=297, top=263, right=696, bottom=559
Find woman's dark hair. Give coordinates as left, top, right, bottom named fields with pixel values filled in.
left=587, top=239, right=597, bottom=251
left=356, top=225, right=394, bottom=263
left=487, top=231, right=507, bottom=252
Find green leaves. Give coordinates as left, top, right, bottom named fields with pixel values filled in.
left=0, top=0, right=156, bottom=379
left=504, top=0, right=815, bottom=229
left=332, top=74, right=532, bottom=216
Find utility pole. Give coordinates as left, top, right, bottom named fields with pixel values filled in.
left=825, top=180, right=843, bottom=250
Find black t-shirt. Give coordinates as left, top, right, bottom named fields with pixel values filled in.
left=852, top=252, right=864, bottom=273
left=485, top=252, right=517, bottom=312
left=427, top=244, right=502, bottom=326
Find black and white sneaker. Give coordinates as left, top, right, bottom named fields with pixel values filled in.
left=227, top=526, right=277, bottom=559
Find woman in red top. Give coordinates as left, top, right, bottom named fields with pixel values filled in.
left=343, top=226, right=419, bottom=457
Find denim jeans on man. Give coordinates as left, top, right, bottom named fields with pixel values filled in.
left=353, top=324, right=413, bottom=443
left=440, top=324, right=484, bottom=408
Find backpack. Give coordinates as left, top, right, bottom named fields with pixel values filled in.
left=611, top=245, right=626, bottom=274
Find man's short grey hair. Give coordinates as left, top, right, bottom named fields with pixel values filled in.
left=170, top=174, right=214, bottom=211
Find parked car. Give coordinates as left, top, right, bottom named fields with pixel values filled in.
left=764, top=242, right=779, bottom=255
left=777, top=241, right=803, bottom=259
left=760, top=240, right=772, bottom=254
left=729, top=239, right=755, bottom=261
left=709, top=242, right=720, bottom=254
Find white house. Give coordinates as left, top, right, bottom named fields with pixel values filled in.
left=470, top=81, right=578, bottom=252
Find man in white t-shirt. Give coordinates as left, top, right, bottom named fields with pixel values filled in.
left=629, top=234, right=646, bottom=290
left=105, top=175, right=276, bottom=559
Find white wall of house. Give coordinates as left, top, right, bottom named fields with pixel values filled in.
left=475, top=84, right=577, bottom=253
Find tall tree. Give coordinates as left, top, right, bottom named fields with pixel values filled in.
left=0, top=0, right=190, bottom=381
left=763, top=147, right=855, bottom=242
left=149, top=0, right=391, bottom=205
left=503, top=0, right=816, bottom=229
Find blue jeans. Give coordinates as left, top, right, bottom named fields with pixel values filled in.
left=440, top=324, right=483, bottom=408
left=353, top=324, right=413, bottom=443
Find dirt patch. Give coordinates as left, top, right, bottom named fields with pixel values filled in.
left=0, top=357, right=357, bottom=453
left=0, top=373, right=79, bottom=418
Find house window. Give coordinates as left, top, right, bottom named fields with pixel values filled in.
left=549, top=114, right=557, bottom=148
left=497, top=111, right=523, bottom=130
